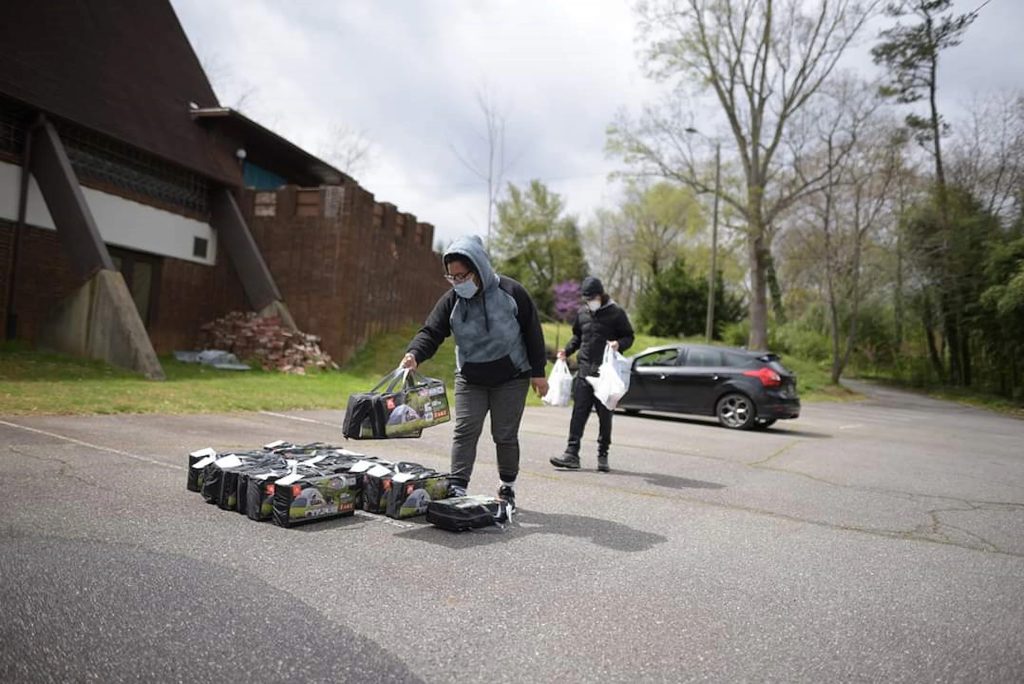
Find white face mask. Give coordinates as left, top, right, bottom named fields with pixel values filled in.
left=454, top=279, right=479, bottom=299
left=587, top=298, right=601, bottom=312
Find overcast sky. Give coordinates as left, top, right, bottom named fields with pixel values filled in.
left=170, top=0, right=1023, bottom=247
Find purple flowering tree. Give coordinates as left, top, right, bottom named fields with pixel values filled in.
left=553, top=280, right=581, bottom=322
left=551, top=280, right=581, bottom=354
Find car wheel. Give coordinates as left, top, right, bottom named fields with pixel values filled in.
left=716, top=393, right=756, bottom=430
left=753, top=418, right=777, bottom=430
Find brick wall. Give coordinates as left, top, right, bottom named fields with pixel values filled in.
left=2, top=182, right=447, bottom=367
left=149, top=247, right=247, bottom=353
left=242, top=183, right=447, bottom=364
left=0, top=220, right=81, bottom=341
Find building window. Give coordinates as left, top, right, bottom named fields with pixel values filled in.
left=57, top=122, right=210, bottom=217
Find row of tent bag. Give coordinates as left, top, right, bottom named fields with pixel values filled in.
left=187, top=441, right=450, bottom=526
left=343, top=368, right=451, bottom=440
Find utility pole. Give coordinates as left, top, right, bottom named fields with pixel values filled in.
left=705, top=141, right=720, bottom=342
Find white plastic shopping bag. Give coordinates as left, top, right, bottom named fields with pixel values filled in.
left=586, top=344, right=631, bottom=410
left=543, top=358, right=573, bottom=407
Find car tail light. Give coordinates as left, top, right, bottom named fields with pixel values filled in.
left=743, top=367, right=782, bottom=387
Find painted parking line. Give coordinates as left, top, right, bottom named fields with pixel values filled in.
left=259, top=410, right=340, bottom=428
left=0, top=419, right=179, bottom=470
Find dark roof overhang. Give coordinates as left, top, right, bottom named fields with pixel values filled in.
left=191, top=107, right=349, bottom=188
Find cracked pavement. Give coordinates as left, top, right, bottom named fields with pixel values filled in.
left=1, top=380, right=1022, bottom=682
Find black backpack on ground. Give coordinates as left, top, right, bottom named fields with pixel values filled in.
left=426, top=495, right=509, bottom=532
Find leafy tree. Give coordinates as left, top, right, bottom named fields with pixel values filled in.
left=583, top=181, right=705, bottom=311
left=491, top=180, right=588, bottom=314
left=902, top=186, right=1001, bottom=385
left=636, top=257, right=743, bottom=339
left=872, top=0, right=978, bottom=191
left=976, top=233, right=1024, bottom=398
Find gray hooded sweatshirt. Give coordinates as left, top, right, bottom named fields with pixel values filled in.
left=406, top=235, right=546, bottom=386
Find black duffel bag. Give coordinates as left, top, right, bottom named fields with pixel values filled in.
left=343, top=368, right=450, bottom=440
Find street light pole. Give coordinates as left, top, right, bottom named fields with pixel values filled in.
left=705, top=141, right=720, bottom=342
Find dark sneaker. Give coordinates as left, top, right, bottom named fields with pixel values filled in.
left=448, top=483, right=467, bottom=498
left=550, top=454, right=581, bottom=469
left=497, top=485, right=517, bottom=518
left=597, top=455, right=610, bottom=473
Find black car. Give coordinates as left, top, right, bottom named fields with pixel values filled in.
left=618, top=344, right=800, bottom=430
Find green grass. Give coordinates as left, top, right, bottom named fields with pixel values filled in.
left=0, top=324, right=845, bottom=416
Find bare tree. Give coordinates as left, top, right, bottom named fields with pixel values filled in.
left=609, top=0, right=879, bottom=350
left=585, top=207, right=641, bottom=309
left=779, top=79, right=898, bottom=381
left=947, top=92, right=1024, bottom=225
left=451, top=88, right=514, bottom=246
left=319, top=122, right=376, bottom=178
left=197, top=50, right=260, bottom=112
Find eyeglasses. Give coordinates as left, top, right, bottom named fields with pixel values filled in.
left=444, top=271, right=474, bottom=284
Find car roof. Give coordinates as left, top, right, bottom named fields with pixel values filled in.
left=636, top=343, right=768, bottom=357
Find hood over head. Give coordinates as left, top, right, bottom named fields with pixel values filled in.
left=444, top=235, right=499, bottom=292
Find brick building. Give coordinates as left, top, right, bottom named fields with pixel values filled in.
left=0, top=1, right=445, bottom=377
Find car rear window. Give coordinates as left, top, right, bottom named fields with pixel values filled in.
left=723, top=351, right=758, bottom=368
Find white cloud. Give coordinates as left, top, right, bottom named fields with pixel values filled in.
left=172, top=0, right=1022, bottom=247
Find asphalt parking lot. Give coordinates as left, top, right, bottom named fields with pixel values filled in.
left=2, top=381, right=1022, bottom=682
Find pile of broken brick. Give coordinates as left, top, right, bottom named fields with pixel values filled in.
left=198, top=311, right=338, bottom=374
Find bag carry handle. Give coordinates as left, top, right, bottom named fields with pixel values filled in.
left=369, top=367, right=442, bottom=395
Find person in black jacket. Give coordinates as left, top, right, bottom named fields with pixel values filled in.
left=550, top=276, right=634, bottom=472
left=400, top=235, right=548, bottom=514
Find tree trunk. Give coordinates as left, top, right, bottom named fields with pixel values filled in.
left=894, top=217, right=904, bottom=352
left=923, top=300, right=945, bottom=379
left=748, top=232, right=769, bottom=350
left=941, top=292, right=962, bottom=385
left=766, top=252, right=786, bottom=325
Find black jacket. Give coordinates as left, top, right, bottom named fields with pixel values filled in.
left=564, top=301, right=635, bottom=377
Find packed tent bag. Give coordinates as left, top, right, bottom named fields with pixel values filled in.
left=426, top=495, right=510, bottom=532
left=350, top=459, right=395, bottom=514
left=385, top=469, right=450, bottom=519
left=244, top=468, right=291, bottom=521
left=211, top=452, right=288, bottom=511
left=187, top=447, right=218, bottom=492
left=271, top=464, right=363, bottom=528
left=200, top=452, right=260, bottom=508
left=349, top=460, right=429, bottom=513
left=343, top=368, right=450, bottom=440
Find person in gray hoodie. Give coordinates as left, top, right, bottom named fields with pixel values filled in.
left=400, top=235, right=548, bottom=513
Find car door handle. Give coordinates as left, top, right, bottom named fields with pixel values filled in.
left=659, top=374, right=667, bottom=380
